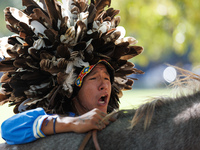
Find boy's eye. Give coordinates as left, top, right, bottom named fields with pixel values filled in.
left=90, top=77, right=96, bottom=80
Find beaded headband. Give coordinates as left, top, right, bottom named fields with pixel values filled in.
left=75, top=60, right=114, bottom=87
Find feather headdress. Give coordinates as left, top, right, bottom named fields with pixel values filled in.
left=0, top=0, right=144, bottom=114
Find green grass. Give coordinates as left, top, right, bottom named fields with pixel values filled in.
left=119, top=88, right=172, bottom=109
left=0, top=88, right=172, bottom=144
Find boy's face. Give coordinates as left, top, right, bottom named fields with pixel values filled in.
left=77, top=63, right=111, bottom=114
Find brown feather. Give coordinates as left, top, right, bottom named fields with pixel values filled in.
left=13, top=58, right=29, bottom=68
left=18, top=22, right=35, bottom=37
left=28, top=48, right=40, bottom=60
left=6, top=48, right=19, bottom=58
left=21, top=72, right=41, bottom=81
left=17, top=45, right=29, bottom=55
left=4, top=7, right=20, bottom=33
left=60, top=16, right=69, bottom=34
left=44, top=0, right=62, bottom=30
left=8, top=37, right=22, bottom=45
left=73, top=42, right=87, bottom=51
left=0, top=0, right=144, bottom=114
left=48, top=85, right=62, bottom=109
left=105, top=8, right=120, bottom=20
left=111, top=44, right=129, bottom=60
left=40, top=59, right=66, bottom=74
left=75, top=21, right=87, bottom=42
left=87, top=4, right=96, bottom=27
left=9, top=79, right=29, bottom=97
left=24, top=36, right=34, bottom=46
left=40, top=51, right=54, bottom=59
left=0, top=59, right=15, bottom=72
left=1, top=83, right=13, bottom=93
left=30, top=8, right=51, bottom=28
left=6, top=25, right=19, bottom=34
left=22, top=0, right=49, bottom=17
left=44, top=29, right=58, bottom=43
left=57, top=72, right=68, bottom=85
left=57, top=58, right=69, bottom=69
left=73, top=1, right=88, bottom=12
left=111, top=16, right=120, bottom=28
left=56, top=44, right=71, bottom=59
left=0, top=73, right=11, bottom=83
left=22, top=0, right=40, bottom=8
left=94, top=0, right=111, bottom=17
left=120, top=46, right=144, bottom=60
left=102, top=29, right=120, bottom=44
left=0, top=93, right=9, bottom=105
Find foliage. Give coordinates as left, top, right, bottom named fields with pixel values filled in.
left=111, top=0, right=200, bottom=66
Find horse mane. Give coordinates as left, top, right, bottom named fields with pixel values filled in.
left=130, top=66, right=200, bottom=130
left=130, top=98, right=165, bottom=130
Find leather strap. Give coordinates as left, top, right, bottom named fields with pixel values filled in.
left=78, top=131, right=92, bottom=150
left=78, top=130, right=101, bottom=150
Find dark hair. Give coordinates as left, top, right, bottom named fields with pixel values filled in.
left=47, top=65, right=119, bottom=114
left=45, top=83, right=120, bottom=114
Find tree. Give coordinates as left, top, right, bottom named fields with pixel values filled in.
left=111, top=0, right=200, bottom=66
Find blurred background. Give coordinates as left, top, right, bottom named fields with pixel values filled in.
left=110, top=0, right=200, bottom=88
left=0, top=0, right=200, bottom=143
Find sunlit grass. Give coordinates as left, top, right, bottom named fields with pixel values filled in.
left=119, top=88, right=172, bottom=109
left=0, top=88, right=171, bottom=144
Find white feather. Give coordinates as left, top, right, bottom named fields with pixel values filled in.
left=24, top=89, right=38, bottom=96
left=65, top=61, right=74, bottom=73
left=63, top=68, right=77, bottom=92
left=64, top=58, right=88, bottom=82
left=16, top=68, right=28, bottom=72
left=61, top=0, right=76, bottom=26
left=115, top=26, right=126, bottom=39
left=9, top=7, right=29, bottom=25
left=33, top=39, right=46, bottom=49
left=98, top=21, right=111, bottom=34
left=115, top=37, right=138, bottom=45
left=114, top=77, right=128, bottom=84
left=0, top=88, right=6, bottom=94
left=16, top=37, right=26, bottom=45
left=0, top=37, right=12, bottom=58
left=30, top=20, right=47, bottom=36
left=86, top=39, right=93, bottom=48
left=79, top=12, right=88, bottom=26
left=87, top=21, right=100, bottom=34
left=29, top=82, right=51, bottom=91
left=73, top=57, right=89, bottom=68
left=57, top=19, right=62, bottom=29
left=87, top=29, right=93, bottom=34
left=34, top=0, right=45, bottom=10
left=93, top=21, right=100, bottom=31
left=63, top=26, right=76, bottom=44
left=60, top=35, right=67, bottom=43
left=23, top=94, right=49, bottom=105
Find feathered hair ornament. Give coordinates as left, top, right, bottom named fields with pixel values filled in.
left=0, top=0, right=144, bottom=114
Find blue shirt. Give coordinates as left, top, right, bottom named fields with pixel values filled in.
left=1, top=108, right=75, bottom=145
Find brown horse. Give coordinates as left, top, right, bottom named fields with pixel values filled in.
left=1, top=68, right=200, bottom=150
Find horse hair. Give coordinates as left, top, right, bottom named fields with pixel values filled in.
left=1, top=67, right=200, bottom=150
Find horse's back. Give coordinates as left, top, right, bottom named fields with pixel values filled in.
left=0, top=132, right=86, bottom=150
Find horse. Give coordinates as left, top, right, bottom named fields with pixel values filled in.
left=1, top=68, right=200, bottom=150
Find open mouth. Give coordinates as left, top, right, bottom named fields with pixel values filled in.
left=98, top=95, right=107, bottom=104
